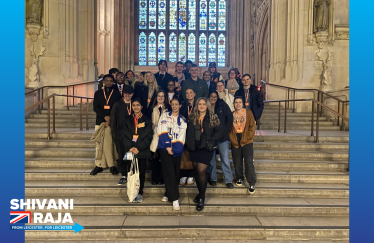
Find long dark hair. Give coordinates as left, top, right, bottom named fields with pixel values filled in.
left=151, top=90, right=170, bottom=110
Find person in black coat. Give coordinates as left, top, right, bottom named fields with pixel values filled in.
left=207, top=91, right=234, bottom=188
left=119, top=98, right=153, bottom=203
left=203, top=71, right=216, bottom=94
left=110, top=85, right=134, bottom=185
left=134, top=71, right=159, bottom=118
left=91, top=74, right=122, bottom=176
left=234, top=74, right=264, bottom=121
left=154, top=60, right=174, bottom=91
left=185, top=97, right=223, bottom=211
left=166, top=80, right=180, bottom=104
left=112, top=72, right=126, bottom=96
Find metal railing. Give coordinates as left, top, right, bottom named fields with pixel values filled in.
left=25, top=80, right=98, bottom=113
left=264, top=98, right=349, bottom=143
left=25, top=94, right=94, bottom=140
left=261, top=80, right=349, bottom=129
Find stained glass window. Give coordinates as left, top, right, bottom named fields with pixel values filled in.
left=217, top=33, right=225, bottom=67
left=148, top=32, right=157, bottom=65
left=199, top=0, right=208, bottom=30
left=169, top=1, right=178, bottom=29
left=179, top=33, right=187, bottom=62
left=139, top=0, right=147, bottom=29
left=158, top=32, right=166, bottom=62
left=139, top=32, right=147, bottom=65
left=199, top=33, right=207, bottom=66
left=138, top=0, right=226, bottom=66
left=218, top=0, right=226, bottom=31
left=209, top=0, right=216, bottom=30
left=179, top=0, right=187, bottom=30
left=169, top=32, right=177, bottom=62
left=208, top=34, right=216, bottom=63
left=149, top=1, right=157, bottom=29
left=158, top=0, right=166, bottom=29
left=188, top=0, right=196, bottom=30
left=188, top=33, right=196, bottom=62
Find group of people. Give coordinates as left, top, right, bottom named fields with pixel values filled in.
left=92, top=60, right=264, bottom=212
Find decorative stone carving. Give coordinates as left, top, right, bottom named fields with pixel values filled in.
left=26, top=0, right=43, bottom=25
left=335, top=25, right=349, bottom=40
left=27, top=45, right=46, bottom=87
left=313, top=0, right=331, bottom=33
left=316, top=50, right=332, bottom=91
left=98, top=29, right=110, bottom=36
left=26, top=24, right=42, bottom=42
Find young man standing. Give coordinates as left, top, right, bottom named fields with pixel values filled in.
left=91, top=74, right=122, bottom=175
left=113, top=72, right=126, bottom=96
left=110, top=85, right=135, bottom=185
left=234, top=74, right=264, bottom=121
left=98, top=68, right=119, bottom=90
left=203, top=70, right=216, bottom=94
left=155, top=60, right=173, bottom=91
left=181, top=64, right=209, bottom=104
left=173, top=61, right=185, bottom=94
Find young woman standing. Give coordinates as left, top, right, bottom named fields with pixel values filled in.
left=149, top=90, right=171, bottom=185
left=134, top=71, right=159, bottom=117
left=225, top=68, right=241, bottom=94
left=119, top=99, right=153, bottom=203
left=186, top=98, right=223, bottom=211
left=157, top=98, right=187, bottom=210
left=229, top=97, right=257, bottom=194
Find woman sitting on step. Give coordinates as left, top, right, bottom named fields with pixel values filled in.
left=229, top=96, right=257, bottom=194
left=186, top=97, right=223, bottom=211
left=119, top=98, right=153, bottom=203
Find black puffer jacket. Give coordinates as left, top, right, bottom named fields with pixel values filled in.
left=119, top=114, right=153, bottom=159
left=213, top=99, right=233, bottom=142
left=185, top=110, right=224, bottom=152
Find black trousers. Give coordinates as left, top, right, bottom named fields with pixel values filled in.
left=114, top=137, right=130, bottom=176
left=160, top=150, right=181, bottom=202
left=231, top=134, right=257, bottom=186
left=151, top=151, right=163, bottom=183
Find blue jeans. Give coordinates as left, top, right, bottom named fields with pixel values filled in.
left=208, top=140, right=233, bottom=183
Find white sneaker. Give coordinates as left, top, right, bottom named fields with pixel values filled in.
left=180, top=177, right=187, bottom=185
left=216, top=154, right=221, bottom=161
left=161, top=196, right=168, bottom=202
left=173, top=200, right=180, bottom=210
left=187, top=177, right=194, bottom=185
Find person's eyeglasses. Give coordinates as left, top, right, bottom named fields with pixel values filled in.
left=210, top=96, right=218, bottom=99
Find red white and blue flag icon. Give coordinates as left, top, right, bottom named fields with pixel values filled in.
left=10, top=211, right=31, bottom=224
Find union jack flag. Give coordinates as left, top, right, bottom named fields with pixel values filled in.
left=10, top=211, right=31, bottom=224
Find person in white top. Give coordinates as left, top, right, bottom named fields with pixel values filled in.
left=216, top=80, right=235, bottom=111
left=157, top=98, right=187, bottom=210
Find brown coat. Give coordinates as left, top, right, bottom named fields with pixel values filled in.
left=229, top=109, right=256, bottom=148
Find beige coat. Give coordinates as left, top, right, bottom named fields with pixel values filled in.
left=150, top=105, right=168, bottom=152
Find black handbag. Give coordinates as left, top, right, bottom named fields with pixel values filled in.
left=206, top=140, right=217, bottom=152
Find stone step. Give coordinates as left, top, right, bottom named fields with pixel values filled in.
left=26, top=195, right=348, bottom=217
left=24, top=168, right=349, bottom=184
left=259, top=125, right=341, bottom=131
left=26, top=240, right=350, bottom=243
left=25, top=181, right=349, bottom=198
left=29, top=114, right=97, bottom=119
left=24, top=139, right=349, bottom=150
left=24, top=215, right=349, bottom=241
left=24, top=147, right=349, bottom=160
left=25, top=133, right=349, bottom=143
left=26, top=118, right=97, bottom=123
left=25, top=123, right=96, bottom=128
left=260, top=120, right=334, bottom=125
left=25, top=157, right=349, bottom=171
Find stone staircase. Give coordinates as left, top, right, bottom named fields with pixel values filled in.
left=24, top=104, right=349, bottom=242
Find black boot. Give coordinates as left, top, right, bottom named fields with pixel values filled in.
left=110, top=166, right=119, bottom=175
left=90, top=166, right=103, bottom=175
left=196, top=198, right=205, bottom=211
left=193, top=194, right=200, bottom=203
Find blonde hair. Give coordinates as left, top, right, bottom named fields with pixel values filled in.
left=189, top=97, right=220, bottom=127
left=144, top=71, right=159, bottom=92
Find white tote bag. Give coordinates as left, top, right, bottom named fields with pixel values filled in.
left=127, top=157, right=140, bottom=202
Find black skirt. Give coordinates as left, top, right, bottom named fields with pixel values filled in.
left=189, top=149, right=214, bottom=165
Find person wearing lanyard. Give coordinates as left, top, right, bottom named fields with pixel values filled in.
left=91, top=74, right=122, bottom=175
left=234, top=74, right=264, bottom=122
left=229, top=96, right=257, bottom=194
left=110, top=85, right=135, bottom=185
left=216, top=80, right=235, bottom=111
left=185, top=97, right=223, bottom=211
left=157, top=98, right=187, bottom=210
left=113, top=72, right=125, bottom=96
left=167, top=80, right=179, bottom=103
left=149, top=90, right=171, bottom=185
left=179, top=88, right=196, bottom=186
left=119, top=99, right=153, bottom=203
left=134, top=71, right=159, bottom=118
left=225, top=68, right=241, bottom=94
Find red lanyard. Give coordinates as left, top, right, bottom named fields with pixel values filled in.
left=133, top=114, right=142, bottom=134
left=103, top=89, right=114, bottom=105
